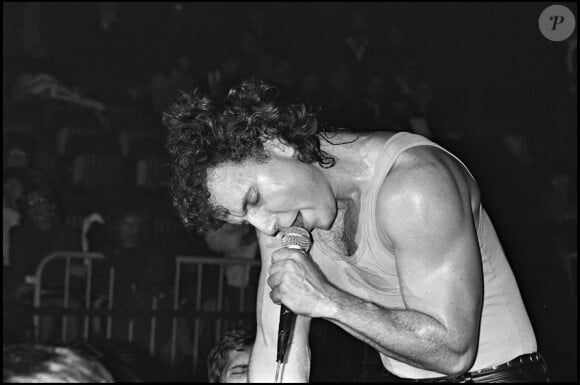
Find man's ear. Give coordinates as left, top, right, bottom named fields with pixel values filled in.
left=263, top=137, right=297, bottom=158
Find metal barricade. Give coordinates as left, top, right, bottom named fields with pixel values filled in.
left=30, top=252, right=260, bottom=378
left=32, top=251, right=105, bottom=343
left=170, top=256, right=261, bottom=375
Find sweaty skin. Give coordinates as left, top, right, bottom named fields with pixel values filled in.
left=207, top=131, right=536, bottom=381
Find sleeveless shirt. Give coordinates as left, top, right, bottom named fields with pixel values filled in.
left=310, top=132, right=537, bottom=379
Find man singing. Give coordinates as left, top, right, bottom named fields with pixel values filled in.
left=163, top=79, right=549, bottom=382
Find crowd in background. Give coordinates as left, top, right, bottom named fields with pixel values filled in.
left=3, top=3, right=576, bottom=382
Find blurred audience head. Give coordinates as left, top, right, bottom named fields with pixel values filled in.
left=3, top=343, right=114, bottom=383
left=207, top=322, right=256, bottom=383
left=3, top=167, right=32, bottom=209
left=20, top=186, right=60, bottom=230
left=3, top=136, right=36, bottom=169
left=114, top=208, right=153, bottom=249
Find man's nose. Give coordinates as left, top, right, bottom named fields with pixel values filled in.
left=248, top=212, right=278, bottom=236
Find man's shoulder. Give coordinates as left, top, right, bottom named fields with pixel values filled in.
left=379, top=145, right=446, bottom=192
left=380, top=142, right=471, bottom=193
left=375, top=145, right=475, bottom=232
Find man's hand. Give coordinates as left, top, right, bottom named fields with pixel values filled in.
left=267, top=247, right=338, bottom=319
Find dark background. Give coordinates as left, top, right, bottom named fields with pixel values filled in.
left=3, top=2, right=577, bottom=382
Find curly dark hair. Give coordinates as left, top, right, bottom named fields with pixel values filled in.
left=163, top=79, right=339, bottom=232
left=207, top=321, right=256, bottom=383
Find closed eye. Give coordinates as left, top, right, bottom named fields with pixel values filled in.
left=247, top=189, right=260, bottom=206
left=238, top=188, right=260, bottom=219
left=228, top=364, right=248, bottom=376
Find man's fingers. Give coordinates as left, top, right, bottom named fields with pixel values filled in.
left=267, top=271, right=284, bottom=288
left=268, top=270, right=296, bottom=305
left=270, top=247, right=305, bottom=264
left=269, top=279, right=295, bottom=306
left=269, top=289, right=282, bottom=305
left=268, top=258, right=301, bottom=279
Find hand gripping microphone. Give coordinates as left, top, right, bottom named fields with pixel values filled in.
left=275, top=226, right=312, bottom=382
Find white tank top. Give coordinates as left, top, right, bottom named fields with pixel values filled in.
left=310, top=132, right=537, bottom=379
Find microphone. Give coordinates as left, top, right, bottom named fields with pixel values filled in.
left=275, top=226, right=312, bottom=382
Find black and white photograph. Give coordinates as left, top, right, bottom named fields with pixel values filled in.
left=3, top=2, right=576, bottom=382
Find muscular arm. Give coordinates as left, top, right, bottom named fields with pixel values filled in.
left=326, top=150, right=483, bottom=375
left=248, top=230, right=312, bottom=382
left=265, top=149, right=484, bottom=376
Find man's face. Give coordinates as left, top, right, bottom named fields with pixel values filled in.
left=207, top=142, right=337, bottom=236
left=220, top=348, right=251, bottom=383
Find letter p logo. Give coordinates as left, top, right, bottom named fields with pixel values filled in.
left=550, top=15, right=565, bottom=30
left=539, top=5, right=576, bottom=42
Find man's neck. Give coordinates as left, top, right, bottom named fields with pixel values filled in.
left=317, top=131, right=377, bottom=201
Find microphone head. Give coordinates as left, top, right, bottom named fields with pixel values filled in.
left=281, top=226, right=312, bottom=252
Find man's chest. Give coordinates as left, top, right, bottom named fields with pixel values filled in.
left=316, top=207, right=360, bottom=257
left=310, top=237, right=404, bottom=309
left=311, top=199, right=403, bottom=304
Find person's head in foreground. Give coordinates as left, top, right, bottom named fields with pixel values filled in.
left=163, top=78, right=340, bottom=234
left=207, top=322, right=256, bottom=383
left=3, top=343, right=114, bottom=383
